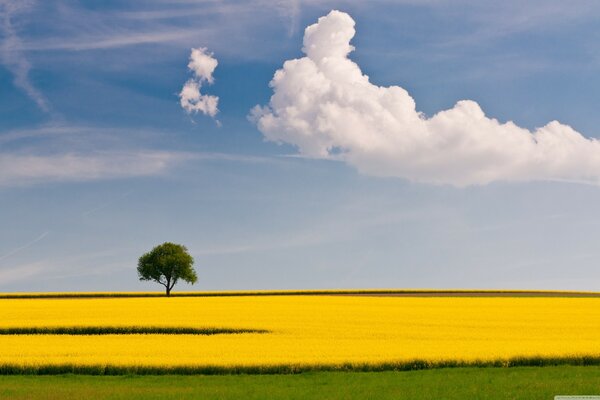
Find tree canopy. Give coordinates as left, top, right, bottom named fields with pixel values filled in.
left=137, top=242, right=197, bottom=296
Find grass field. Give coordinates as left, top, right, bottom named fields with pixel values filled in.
left=1, top=366, right=600, bottom=399
left=2, top=291, right=600, bottom=372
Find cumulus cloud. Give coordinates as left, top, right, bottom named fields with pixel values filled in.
left=179, top=47, right=219, bottom=117
left=252, top=10, right=600, bottom=186
left=187, top=47, right=218, bottom=83
left=180, top=79, right=218, bottom=117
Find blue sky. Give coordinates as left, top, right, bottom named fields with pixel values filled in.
left=1, top=0, right=600, bottom=292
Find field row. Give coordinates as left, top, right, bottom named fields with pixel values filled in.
left=2, top=289, right=600, bottom=298
left=4, top=355, right=600, bottom=375
left=0, top=326, right=267, bottom=335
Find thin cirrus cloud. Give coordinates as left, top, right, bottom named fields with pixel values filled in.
left=0, top=122, right=283, bottom=187
left=179, top=47, right=219, bottom=117
left=0, top=0, right=50, bottom=113
left=20, top=30, right=201, bottom=52
left=0, top=122, right=194, bottom=186
left=0, top=151, right=188, bottom=187
left=251, top=10, right=600, bottom=186
left=0, top=231, right=49, bottom=263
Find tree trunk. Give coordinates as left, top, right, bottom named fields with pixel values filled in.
left=165, top=277, right=171, bottom=296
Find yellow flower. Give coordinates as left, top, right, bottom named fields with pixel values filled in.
left=0, top=295, right=599, bottom=368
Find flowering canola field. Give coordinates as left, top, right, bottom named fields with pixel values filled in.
left=1, top=295, right=600, bottom=371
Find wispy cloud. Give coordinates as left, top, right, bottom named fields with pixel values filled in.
left=81, top=190, right=134, bottom=218
left=0, top=0, right=49, bottom=112
left=0, top=249, right=126, bottom=287
left=11, top=0, right=307, bottom=61
left=0, top=122, right=187, bottom=186
left=21, top=29, right=202, bottom=52
left=274, top=0, right=301, bottom=37
left=427, top=1, right=600, bottom=50
left=116, top=1, right=254, bottom=21
left=0, top=123, right=84, bottom=145
left=0, top=121, right=286, bottom=187
left=192, top=204, right=420, bottom=257
left=0, top=231, right=49, bottom=263
left=0, top=151, right=190, bottom=186
left=0, top=261, right=47, bottom=285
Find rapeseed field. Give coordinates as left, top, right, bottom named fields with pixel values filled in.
left=1, top=294, right=600, bottom=372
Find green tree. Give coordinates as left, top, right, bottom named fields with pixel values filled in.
left=137, top=242, right=197, bottom=296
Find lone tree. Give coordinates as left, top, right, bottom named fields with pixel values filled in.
left=137, top=242, right=197, bottom=296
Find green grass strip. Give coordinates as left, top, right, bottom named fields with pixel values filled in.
left=2, top=367, right=600, bottom=400
left=0, top=326, right=268, bottom=335
left=2, top=356, right=600, bottom=375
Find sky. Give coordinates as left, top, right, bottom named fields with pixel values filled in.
left=1, top=0, right=600, bottom=292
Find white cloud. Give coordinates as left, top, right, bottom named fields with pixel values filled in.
left=179, top=47, right=219, bottom=117
left=180, top=79, right=218, bottom=117
left=252, top=10, right=600, bottom=186
left=188, top=47, right=218, bottom=83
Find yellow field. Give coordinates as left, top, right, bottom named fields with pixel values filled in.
left=1, top=294, right=600, bottom=370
